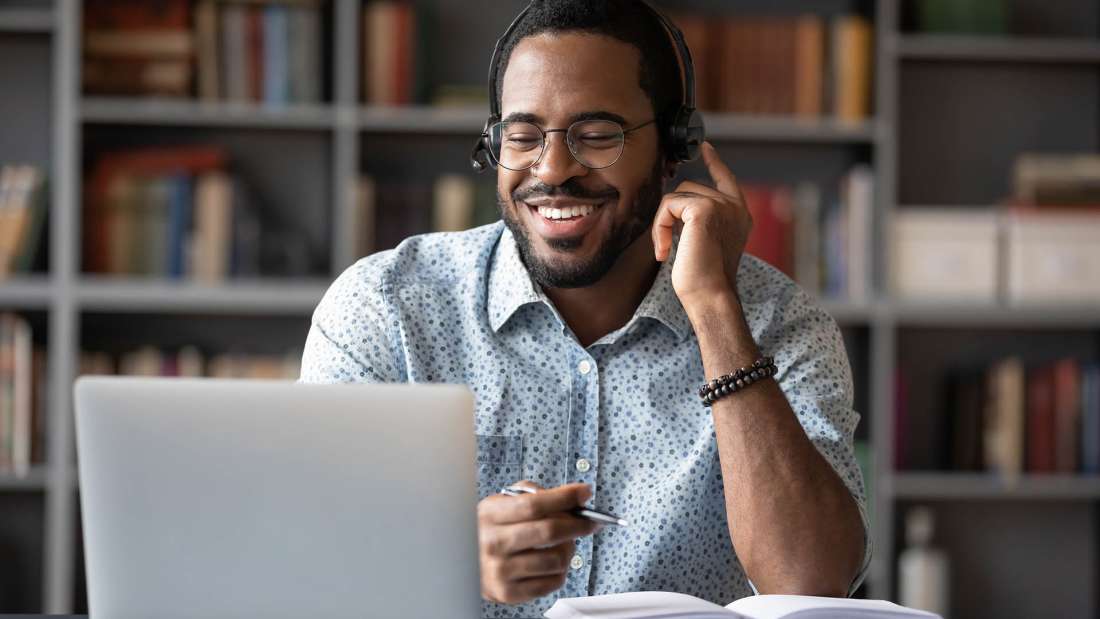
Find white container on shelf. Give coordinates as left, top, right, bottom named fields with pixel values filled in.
left=1006, top=211, right=1100, bottom=305
left=891, top=208, right=1000, bottom=302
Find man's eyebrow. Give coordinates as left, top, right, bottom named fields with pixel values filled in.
left=500, top=111, right=630, bottom=126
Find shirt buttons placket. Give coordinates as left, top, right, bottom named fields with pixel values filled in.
left=577, top=359, right=592, bottom=375
left=570, top=554, right=584, bottom=570
left=575, top=458, right=591, bottom=473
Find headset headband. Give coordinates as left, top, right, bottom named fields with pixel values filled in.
left=485, top=0, right=696, bottom=121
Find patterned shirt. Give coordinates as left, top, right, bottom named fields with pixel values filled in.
left=299, top=221, right=871, bottom=618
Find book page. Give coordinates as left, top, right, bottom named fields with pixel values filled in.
left=726, top=595, right=940, bottom=619
left=545, top=591, right=740, bottom=619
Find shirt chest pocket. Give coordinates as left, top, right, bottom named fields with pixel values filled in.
left=475, top=434, right=524, bottom=501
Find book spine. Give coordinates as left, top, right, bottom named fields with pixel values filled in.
left=263, top=4, right=289, bottom=106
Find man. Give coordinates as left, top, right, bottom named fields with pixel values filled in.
left=300, top=1, right=870, bottom=617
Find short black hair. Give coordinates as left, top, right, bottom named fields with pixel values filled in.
left=494, top=0, right=684, bottom=153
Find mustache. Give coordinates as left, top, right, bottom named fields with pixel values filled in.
left=512, top=180, right=619, bottom=203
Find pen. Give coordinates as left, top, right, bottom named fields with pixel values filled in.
left=499, top=485, right=629, bottom=527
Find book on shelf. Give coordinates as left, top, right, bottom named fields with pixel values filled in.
left=0, top=164, right=48, bottom=280
left=899, top=358, right=1100, bottom=476
left=0, top=313, right=47, bottom=477
left=1013, top=153, right=1100, bottom=208
left=84, top=146, right=318, bottom=281
left=362, top=0, right=429, bottom=106
left=84, top=0, right=323, bottom=104
left=82, top=345, right=301, bottom=380
left=669, top=12, right=873, bottom=121
left=739, top=165, right=872, bottom=302
left=543, top=591, right=938, bottom=619
left=354, top=173, right=498, bottom=257
left=82, top=0, right=194, bottom=97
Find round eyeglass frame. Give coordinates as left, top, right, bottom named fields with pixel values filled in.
left=485, top=118, right=657, bottom=171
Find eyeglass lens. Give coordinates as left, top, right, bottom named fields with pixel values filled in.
left=490, top=120, right=626, bottom=171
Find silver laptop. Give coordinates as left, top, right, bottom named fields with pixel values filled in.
left=74, top=377, right=480, bottom=619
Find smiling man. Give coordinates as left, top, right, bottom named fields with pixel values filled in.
left=300, top=1, right=870, bottom=617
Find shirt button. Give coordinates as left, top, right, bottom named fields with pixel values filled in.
left=575, top=458, right=591, bottom=473
left=577, top=360, right=592, bottom=375
left=570, top=554, right=584, bottom=570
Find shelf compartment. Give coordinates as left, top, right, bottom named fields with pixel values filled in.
left=0, top=278, right=52, bottom=309
left=0, top=6, right=53, bottom=33
left=889, top=301, right=1100, bottom=328
left=895, top=35, right=1100, bottom=63
left=76, top=278, right=327, bottom=314
left=893, top=472, right=1100, bottom=499
left=0, top=466, right=49, bottom=491
left=81, top=97, right=337, bottom=130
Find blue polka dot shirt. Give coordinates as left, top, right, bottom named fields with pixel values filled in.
left=300, top=221, right=871, bottom=618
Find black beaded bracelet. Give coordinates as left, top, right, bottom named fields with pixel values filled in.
left=698, top=356, right=777, bottom=407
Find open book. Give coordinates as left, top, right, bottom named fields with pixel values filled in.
left=545, top=592, right=941, bottom=619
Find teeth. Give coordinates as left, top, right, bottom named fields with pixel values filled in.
left=536, top=204, right=596, bottom=220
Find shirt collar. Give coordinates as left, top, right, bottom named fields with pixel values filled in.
left=487, top=225, right=693, bottom=342
left=487, top=225, right=544, bottom=332
left=632, top=241, right=692, bottom=342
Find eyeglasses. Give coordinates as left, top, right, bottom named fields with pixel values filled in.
left=485, top=118, right=657, bottom=171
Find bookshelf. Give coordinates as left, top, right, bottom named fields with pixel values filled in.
left=0, top=0, right=1096, bottom=616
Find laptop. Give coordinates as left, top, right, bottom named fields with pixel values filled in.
left=74, top=377, right=481, bottom=619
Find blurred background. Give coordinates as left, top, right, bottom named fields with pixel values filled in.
left=0, top=0, right=1097, bottom=616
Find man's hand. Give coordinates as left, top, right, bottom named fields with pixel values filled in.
left=652, top=141, right=752, bottom=313
left=477, top=482, right=600, bottom=605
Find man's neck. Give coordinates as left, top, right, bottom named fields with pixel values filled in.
left=542, top=233, right=660, bottom=348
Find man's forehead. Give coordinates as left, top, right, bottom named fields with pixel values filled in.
left=500, top=31, right=650, bottom=120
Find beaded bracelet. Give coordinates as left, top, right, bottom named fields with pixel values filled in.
left=698, top=356, right=777, bottom=407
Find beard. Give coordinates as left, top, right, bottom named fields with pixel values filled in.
left=498, top=160, right=665, bottom=289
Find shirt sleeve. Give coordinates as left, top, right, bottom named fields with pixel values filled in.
left=299, top=257, right=404, bottom=384
left=758, top=285, right=873, bottom=597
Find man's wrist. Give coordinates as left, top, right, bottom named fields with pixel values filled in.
left=682, top=289, right=743, bottom=331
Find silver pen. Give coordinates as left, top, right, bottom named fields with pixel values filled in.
left=500, top=485, right=629, bottom=527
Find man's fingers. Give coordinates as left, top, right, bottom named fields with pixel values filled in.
left=486, top=513, right=599, bottom=555
left=701, top=142, right=739, bottom=197
left=482, top=482, right=592, bottom=525
left=506, top=542, right=574, bottom=579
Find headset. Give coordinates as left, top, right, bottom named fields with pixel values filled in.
left=470, top=0, right=706, bottom=173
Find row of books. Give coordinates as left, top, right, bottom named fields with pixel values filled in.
left=83, top=146, right=316, bottom=280
left=352, top=174, right=498, bottom=256
left=741, top=166, right=874, bottom=302
left=0, top=165, right=47, bottom=281
left=897, top=358, right=1100, bottom=476
left=83, top=0, right=323, bottom=104
left=0, top=314, right=47, bottom=477
left=82, top=347, right=302, bottom=380
left=673, top=13, right=873, bottom=120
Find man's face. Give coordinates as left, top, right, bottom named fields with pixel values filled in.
left=497, top=32, right=664, bottom=288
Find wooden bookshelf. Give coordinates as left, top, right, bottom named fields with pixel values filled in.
left=0, top=0, right=1098, bottom=616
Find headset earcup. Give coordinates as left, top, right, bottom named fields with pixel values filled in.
left=669, top=107, right=705, bottom=163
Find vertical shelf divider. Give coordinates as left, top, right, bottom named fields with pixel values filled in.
left=333, top=0, right=361, bottom=274
left=44, top=0, right=80, bottom=612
